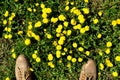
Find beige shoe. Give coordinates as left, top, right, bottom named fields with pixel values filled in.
left=79, top=59, right=97, bottom=80
left=15, top=54, right=32, bottom=80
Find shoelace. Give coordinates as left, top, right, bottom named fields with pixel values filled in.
left=18, top=67, right=30, bottom=80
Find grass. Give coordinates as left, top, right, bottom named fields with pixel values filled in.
left=0, top=0, right=120, bottom=80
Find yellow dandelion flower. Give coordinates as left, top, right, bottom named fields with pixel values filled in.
left=36, top=57, right=41, bottom=62
left=98, top=11, right=102, bottom=16
left=12, top=52, right=16, bottom=59
left=78, top=47, right=84, bottom=52
left=99, top=63, right=104, bottom=70
left=25, top=38, right=31, bottom=46
left=63, top=30, right=67, bottom=34
left=82, top=8, right=89, bottom=14
left=65, top=6, right=69, bottom=11
left=48, top=61, right=53, bottom=66
left=34, top=21, right=41, bottom=28
left=115, top=56, right=120, bottom=61
left=72, top=42, right=77, bottom=48
left=4, top=11, right=9, bottom=17
left=66, top=30, right=72, bottom=36
left=58, top=14, right=66, bottom=21
left=32, top=53, right=37, bottom=59
left=105, top=58, right=113, bottom=67
left=58, top=39, right=64, bottom=45
left=56, top=50, right=61, bottom=58
left=97, top=33, right=102, bottom=39
left=66, top=0, right=69, bottom=5
left=78, top=14, right=85, bottom=24
left=85, top=51, right=90, bottom=56
left=11, top=12, right=15, bottom=18
left=42, top=13, right=47, bottom=18
left=50, top=64, right=55, bottom=68
left=42, top=18, right=49, bottom=24
left=70, top=2, right=74, bottom=5
left=46, top=33, right=52, bottom=39
left=111, top=20, right=117, bottom=27
left=112, top=71, right=118, bottom=77
left=56, top=45, right=62, bottom=50
left=56, top=28, right=62, bottom=33
left=71, top=58, right=77, bottom=63
left=33, top=8, right=36, bottom=12
left=51, top=17, right=58, bottom=23
left=4, top=34, right=8, bottom=39
left=28, top=24, right=33, bottom=30
left=67, top=55, right=72, bottom=61
left=29, top=68, right=34, bottom=72
left=7, top=27, right=11, bottom=32
left=116, top=18, right=120, bottom=24
left=105, top=48, right=110, bottom=54
left=3, top=19, right=7, bottom=25
left=93, top=18, right=99, bottom=24
left=71, top=19, right=76, bottom=25
left=78, top=57, right=83, bottom=62
left=63, top=21, right=69, bottom=27
left=69, top=50, right=72, bottom=54
left=64, top=48, right=68, bottom=52
left=27, top=8, right=32, bottom=12
left=106, top=41, right=112, bottom=47
left=84, top=25, right=89, bottom=31
left=48, top=53, right=53, bottom=61
left=98, top=51, right=103, bottom=56
left=73, top=9, right=81, bottom=15
left=35, top=3, right=39, bottom=7
left=46, top=8, right=52, bottom=13
left=67, top=63, right=71, bottom=68
left=84, top=0, right=88, bottom=3
left=53, top=40, right=57, bottom=46
left=40, top=3, right=45, bottom=8
left=5, top=77, right=10, bottom=80
left=80, top=28, right=85, bottom=34
left=8, top=34, right=12, bottom=39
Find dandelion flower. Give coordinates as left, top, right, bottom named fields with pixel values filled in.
left=71, top=58, right=77, bottom=63
left=34, top=21, right=41, bottom=27
left=84, top=0, right=88, bottom=3
left=82, top=8, right=89, bottom=14
left=115, top=56, right=120, bottom=61
left=72, top=42, right=77, bottom=48
left=25, top=38, right=31, bottom=46
left=80, top=28, right=85, bottom=34
left=99, top=63, right=104, bottom=70
left=51, top=17, right=58, bottom=23
left=56, top=50, right=61, bottom=58
left=98, top=11, right=102, bottom=16
left=93, top=18, right=99, bottom=24
left=106, top=41, right=112, bottom=47
left=78, top=47, right=84, bottom=52
left=116, top=18, right=120, bottom=24
left=111, top=20, right=117, bottom=27
left=40, top=3, right=45, bottom=8
left=71, top=19, right=76, bottom=25
left=36, top=57, right=41, bottom=62
left=65, top=6, right=69, bottom=11
left=3, top=20, right=7, bottom=25
left=85, top=51, right=90, bottom=56
left=56, top=45, right=62, bottom=50
left=32, top=53, right=37, bottom=59
left=63, top=21, right=69, bottom=27
left=48, top=53, right=53, bottom=61
left=12, top=52, right=16, bottom=59
left=97, top=33, right=102, bottom=39
left=4, top=11, right=9, bottom=17
left=27, top=8, right=32, bottom=12
left=67, top=55, right=72, bottom=61
left=112, top=71, right=118, bottom=77
left=105, top=48, right=110, bottom=54
left=58, top=14, right=66, bottom=21
left=5, top=77, right=10, bottom=80
left=42, top=18, right=49, bottom=24
left=66, top=30, right=72, bottom=36
left=78, top=57, right=83, bottom=62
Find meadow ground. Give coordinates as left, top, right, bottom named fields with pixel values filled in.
left=0, top=0, right=120, bottom=80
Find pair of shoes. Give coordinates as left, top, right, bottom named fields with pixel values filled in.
left=15, top=54, right=32, bottom=80
left=15, top=55, right=96, bottom=80
left=79, top=59, right=97, bottom=80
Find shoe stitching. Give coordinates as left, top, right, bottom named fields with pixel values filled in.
left=18, top=67, right=23, bottom=80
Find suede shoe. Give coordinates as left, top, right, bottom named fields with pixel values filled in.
left=15, top=54, right=32, bottom=80
left=79, top=59, right=97, bottom=80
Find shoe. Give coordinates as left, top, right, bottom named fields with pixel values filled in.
left=79, top=59, right=97, bottom=80
left=15, top=54, right=32, bottom=80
